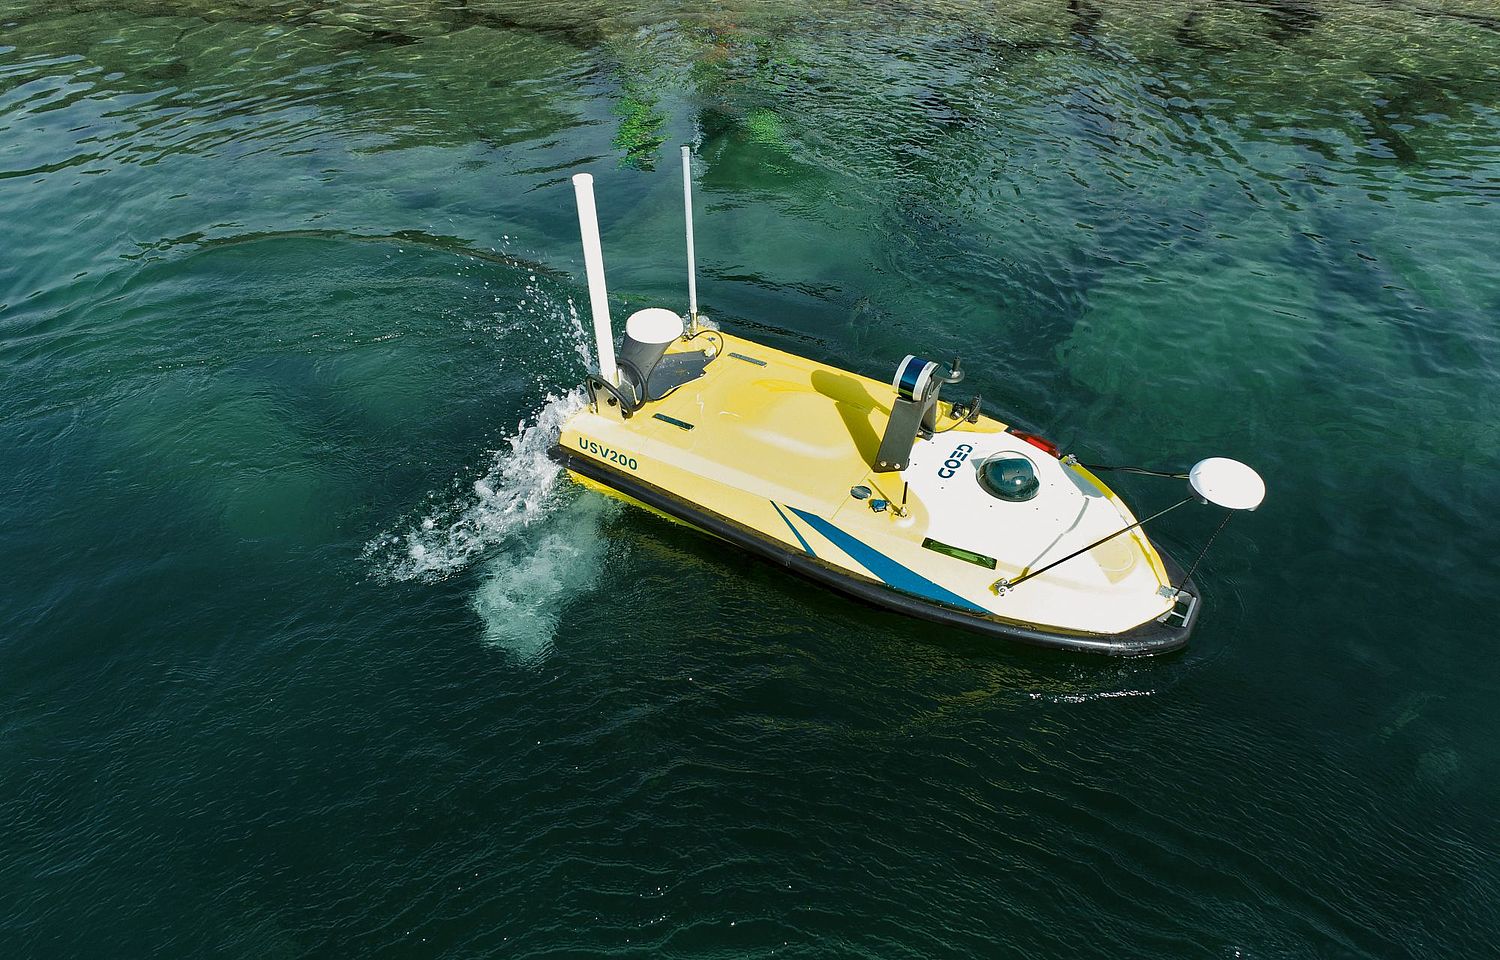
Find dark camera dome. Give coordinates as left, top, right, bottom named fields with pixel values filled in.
left=976, top=453, right=1040, bottom=502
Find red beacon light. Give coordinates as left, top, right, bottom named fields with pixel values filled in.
left=1010, top=430, right=1060, bottom=457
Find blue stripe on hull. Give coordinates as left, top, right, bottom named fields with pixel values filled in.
left=784, top=506, right=988, bottom=614
left=770, top=501, right=816, bottom=557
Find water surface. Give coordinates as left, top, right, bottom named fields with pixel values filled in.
left=2, top=2, right=1498, bottom=956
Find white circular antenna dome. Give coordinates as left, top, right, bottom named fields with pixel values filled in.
left=625, top=308, right=684, bottom=345
left=1189, top=458, right=1265, bottom=511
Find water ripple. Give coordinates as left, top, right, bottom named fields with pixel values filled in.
left=4, top=2, right=1500, bottom=958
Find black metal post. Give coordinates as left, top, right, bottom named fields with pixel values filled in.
left=995, top=496, right=1195, bottom=593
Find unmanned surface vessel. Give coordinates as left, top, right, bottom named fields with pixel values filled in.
left=550, top=150, right=1263, bottom=655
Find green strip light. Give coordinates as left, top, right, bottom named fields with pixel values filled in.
left=921, top=537, right=997, bottom=569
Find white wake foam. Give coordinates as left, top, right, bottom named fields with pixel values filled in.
left=369, top=389, right=585, bottom=582
left=366, top=267, right=623, bottom=659
left=1031, top=689, right=1156, bottom=704
left=471, top=494, right=616, bottom=662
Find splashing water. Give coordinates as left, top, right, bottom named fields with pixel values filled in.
left=368, top=388, right=586, bottom=582
left=471, top=494, right=617, bottom=663
left=364, top=270, right=613, bottom=658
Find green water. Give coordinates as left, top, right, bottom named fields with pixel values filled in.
left=3, top=1, right=1498, bottom=956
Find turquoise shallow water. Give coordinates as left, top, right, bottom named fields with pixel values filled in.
left=3, top=1, right=1499, bottom=956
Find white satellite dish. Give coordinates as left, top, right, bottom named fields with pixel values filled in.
left=1189, top=458, right=1265, bottom=511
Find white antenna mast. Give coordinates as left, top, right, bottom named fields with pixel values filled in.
left=570, top=173, right=618, bottom=386
left=681, top=145, right=699, bottom=335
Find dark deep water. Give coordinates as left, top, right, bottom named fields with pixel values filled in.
left=2, top=1, right=1498, bottom=956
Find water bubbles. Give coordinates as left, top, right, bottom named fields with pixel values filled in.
left=367, top=388, right=585, bottom=583
left=358, top=244, right=621, bottom=660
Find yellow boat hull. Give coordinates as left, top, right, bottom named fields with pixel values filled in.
left=551, top=331, right=1197, bottom=655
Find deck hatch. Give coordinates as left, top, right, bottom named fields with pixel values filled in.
left=921, top=537, right=998, bottom=569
